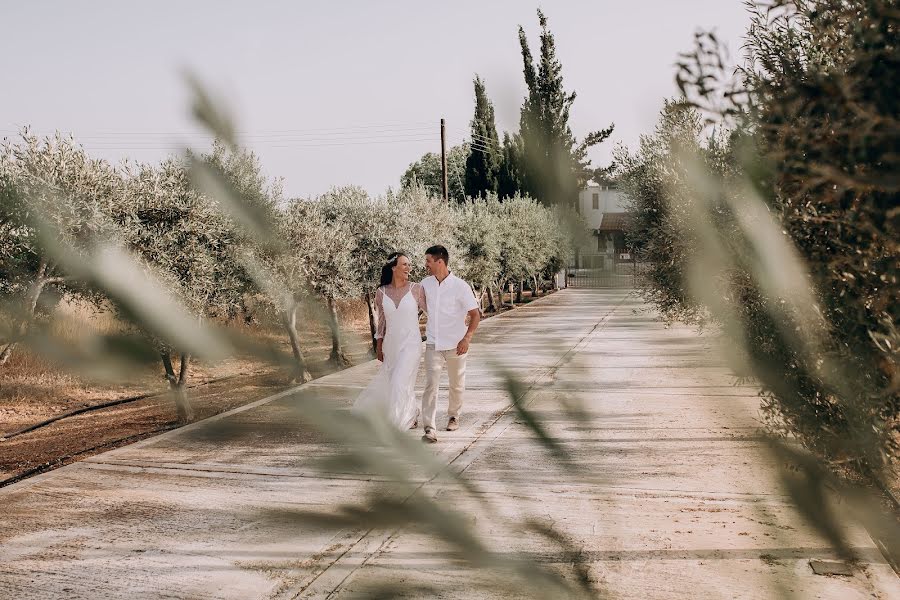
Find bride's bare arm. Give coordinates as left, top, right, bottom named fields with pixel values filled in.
left=374, top=287, right=386, bottom=361
left=374, top=287, right=387, bottom=339
left=413, top=282, right=427, bottom=314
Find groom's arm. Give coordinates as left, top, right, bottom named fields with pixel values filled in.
left=456, top=309, right=481, bottom=356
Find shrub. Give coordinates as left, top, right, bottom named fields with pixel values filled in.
left=625, top=0, right=899, bottom=472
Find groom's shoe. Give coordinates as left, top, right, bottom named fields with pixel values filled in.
left=446, top=417, right=459, bottom=431
left=422, top=426, right=437, bottom=443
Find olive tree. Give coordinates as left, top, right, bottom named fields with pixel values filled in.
left=0, top=131, right=120, bottom=366
left=390, top=181, right=459, bottom=277
left=317, top=186, right=404, bottom=355
left=282, top=196, right=359, bottom=367
left=615, top=101, right=715, bottom=324
left=493, top=194, right=554, bottom=304
left=452, top=196, right=503, bottom=311
left=197, top=142, right=315, bottom=383
left=115, top=157, right=245, bottom=421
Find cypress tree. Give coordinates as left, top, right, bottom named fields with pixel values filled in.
left=497, top=132, right=524, bottom=200
left=464, top=75, right=501, bottom=199
left=517, top=9, right=614, bottom=207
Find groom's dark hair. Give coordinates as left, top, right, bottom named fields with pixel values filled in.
left=425, top=244, right=449, bottom=265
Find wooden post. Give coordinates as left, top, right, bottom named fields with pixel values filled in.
left=440, top=118, right=449, bottom=202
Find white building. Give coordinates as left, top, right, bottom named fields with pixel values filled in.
left=572, top=181, right=630, bottom=270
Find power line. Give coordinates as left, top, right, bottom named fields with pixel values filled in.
left=1, top=130, right=440, bottom=144
left=1, top=120, right=453, bottom=154
left=464, top=131, right=497, bottom=142
left=467, top=141, right=495, bottom=151
left=73, top=137, right=442, bottom=151
left=1, top=120, right=437, bottom=138
left=464, top=139, right=492, bottom=152
left=0, top=128, right=439, bottom=142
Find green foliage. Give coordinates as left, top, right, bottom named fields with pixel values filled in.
left=464, top=76, right=501, bottom=199
left=497, top=132, right=525, bottom=200
left=738, top=0, right=899, bottom=468
left=388, top=181, right=458, bottom=280
left=493, top=194, right=559, bottom=291
left=515, top=9, right=613, bottom=207
left=616, top=100, right=713, bottom=324
left=0, top=166, right=36, bottom=302
left=201, top=140, right=283, bottom=225
left=627, top=0, right=899, bottom=474
left=117, top=158, right=244, bottom=321
left=316, top=185, right=387, bottom=293
left=282, top=197, right=359, bottom=303
left=0, top=131, right=122, bottom=365
left=0, top=131, right=120, bottom=303
left=401, top=144, right=469, bottom=202
left=452, top=195, right=503, bottom=294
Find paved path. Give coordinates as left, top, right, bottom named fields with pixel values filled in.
left=1, top=289, right=896, bottom=599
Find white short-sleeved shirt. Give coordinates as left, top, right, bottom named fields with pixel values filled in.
left=420, top=273, right=479, bottom=351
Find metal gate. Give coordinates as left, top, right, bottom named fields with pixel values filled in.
left=566, top=263, right=645, bottom=289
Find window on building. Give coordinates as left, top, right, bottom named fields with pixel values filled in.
left=592, top=193, right=599, bottom=210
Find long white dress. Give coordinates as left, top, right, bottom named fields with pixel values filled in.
left=352, top=283, right=424, bottom=428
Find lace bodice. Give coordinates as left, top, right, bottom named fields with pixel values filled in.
left=374, top=282, right=426, bottom=339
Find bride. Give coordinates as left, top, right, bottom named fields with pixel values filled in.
left=352, top=252, right=425, bottom=429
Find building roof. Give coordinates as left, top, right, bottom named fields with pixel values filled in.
left=597, top=212, right=630, bottom=232
left=584, top=178, right=619, bottom=190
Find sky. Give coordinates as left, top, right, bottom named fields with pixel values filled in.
left=0, top=1, right=750, bottom=198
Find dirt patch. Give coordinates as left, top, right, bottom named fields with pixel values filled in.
left=0, top=302, right=375, bottom=484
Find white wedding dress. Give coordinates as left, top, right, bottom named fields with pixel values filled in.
left=352, top=282, right=424, bottom=429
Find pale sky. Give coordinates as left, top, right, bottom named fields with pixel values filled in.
left=0, top=1, right=750, bottom=198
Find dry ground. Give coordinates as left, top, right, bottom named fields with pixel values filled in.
left=0, top=298, right=374, bottom=483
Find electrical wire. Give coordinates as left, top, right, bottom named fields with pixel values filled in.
left=0, top=120, right=437, bottom=137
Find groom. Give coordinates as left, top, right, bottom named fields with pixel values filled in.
left=420, top=245, right=481, bottom=443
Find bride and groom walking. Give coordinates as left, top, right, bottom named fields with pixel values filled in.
left=353, top=245, right=481, bottom=443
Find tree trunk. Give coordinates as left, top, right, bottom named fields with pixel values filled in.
left=486, top=285, right=497, bottom=313
left=281, top=306, right=313, bottom=384
left=516, top=280, right=523, bottom=303
left=533, top=275, right=541, bottom=297
left=162, top=351, right=194, bottom=423
left=470, top=283, right=485, bottom=314
left=0, top=262, right=52, bottom=367
left=364, top=290, right=378, bottom=356
left=178, top=353, right=190, bottom=386
left=326, top=296, right=351, bottom=367
left=0, top=343, right=16, bottom=367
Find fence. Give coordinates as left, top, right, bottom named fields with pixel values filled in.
left=566, top=262, right=647, bottom=289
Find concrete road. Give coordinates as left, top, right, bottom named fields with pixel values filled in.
left=1, top=289, right=896, bottom=599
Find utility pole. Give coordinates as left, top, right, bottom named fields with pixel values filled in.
left=440, top=118, right=449, bottom=202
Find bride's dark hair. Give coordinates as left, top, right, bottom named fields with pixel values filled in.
left=379, top=252, right=407, bottom=287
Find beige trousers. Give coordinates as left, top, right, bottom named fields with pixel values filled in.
left=421, top=344, right=467, bottom=429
